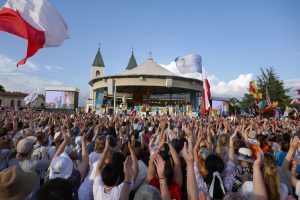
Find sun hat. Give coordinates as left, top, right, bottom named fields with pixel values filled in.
left=17, top=137, right=35, bottom=155
left=134, top=184, right=162, bottom=200
left=236, top=147, right=254, bottom=163
left=0, top=166, right=38, bottom=200
left=49, top=152, right=73, bottom=180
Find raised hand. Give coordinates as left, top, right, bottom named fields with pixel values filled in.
left=154, top=154, right=165, bottom=179
left=290, top=136, right=299, bottom=151
left=254, top=148, right=264, bottom=167
left=182, top=141, right=194, bottom=165
left=123, top=156, right=133, bottom=178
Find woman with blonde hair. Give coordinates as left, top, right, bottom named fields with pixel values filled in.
left=239, top=153, right=288, bottom=200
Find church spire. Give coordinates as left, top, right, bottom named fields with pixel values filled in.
left=126, top=48, right=137, bottom=70
left=92, top=46, right=105, bottom=67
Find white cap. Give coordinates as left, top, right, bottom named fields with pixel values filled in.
left=49, top=152, right=73, bottom=179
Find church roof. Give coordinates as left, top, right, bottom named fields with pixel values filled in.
left=120, top=58, right=179, bottom=77
left=92, top=48, right=105, bottom=67
left=126, top=52, right=138, bottom=70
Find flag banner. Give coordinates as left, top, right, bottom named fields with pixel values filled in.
left=253, top=93, right=262, bottom=100
left=24, top=88, right=39, bottom=105
left=201, top=68, right=211, bottom=115
left=297, top=89, right=300, bottom=95
left=284, top=106, right=292, bottom=117
left=274, top=107, right=281, bottom=120
left=0, top=0, right=69, bottom=66
left=258, top=100, right=267, bottom=110
left=261, top=101, right=278, bottom=114
left=130, top=109, right=137, bottom=118
left=266, top=94, right=272, bottom=106
left=175, top=53, right=202, bottom=74
left=249, top=81, right=258, bottom=94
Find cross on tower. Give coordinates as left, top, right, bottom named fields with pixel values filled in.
left=98, top=43, right=101, bottom=49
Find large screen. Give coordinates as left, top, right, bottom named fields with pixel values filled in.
left=211, top=100, right=229, bottom=116
left=46, top=91, right=75, bottom=109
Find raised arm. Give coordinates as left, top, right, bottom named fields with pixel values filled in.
left=167, top=135, right=182, bottom=187
left=95, top=135, right=110, bottom=177
left=182, top=141, right=198, bottom=200
left=119, top=156, right=133, bottom=200
left=128, top=140, right=139, bottom=181
left=253, top=148, right=268, bottom=200
left=53, top=129, right=70, bottom=158
left=77, top=133, right=89, bottom=182
left=282, top=136, right=299, bottom=187
left=146, top=152, right=158, bottom=182
left=154, top=154, right=171, bottom=200
left=229, top=127, right=238, bottom=162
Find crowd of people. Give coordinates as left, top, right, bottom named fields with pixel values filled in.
left=0, top=109, right=300, bottom=200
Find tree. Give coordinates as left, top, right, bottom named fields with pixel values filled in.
left=256, top=67, right=291, bottom=111
left=240, top=67, right=291, bottom=116
left=0, top=85, right=5, bottom=92
left=241, top=93, right=256, bottom=110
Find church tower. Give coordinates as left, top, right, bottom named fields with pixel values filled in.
left=126, top=49, right=137, bottom=70
left=90, top=48, right=105, bottom=99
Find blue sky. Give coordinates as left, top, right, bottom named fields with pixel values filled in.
left=0, top=0, right=300, bottom=104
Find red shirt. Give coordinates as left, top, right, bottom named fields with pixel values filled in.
left=149, top=177, right=181, bottom=200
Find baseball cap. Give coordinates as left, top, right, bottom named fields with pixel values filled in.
left=17, top=137, right=35, bottom=155
left=49, top=152, right=73, bottom=180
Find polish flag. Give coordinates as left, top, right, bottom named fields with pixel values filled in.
left=201, top=68, right=211, bottom=115
left=0, top=0, right=68, bottom=66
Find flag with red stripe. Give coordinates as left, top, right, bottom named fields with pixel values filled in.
left=0, top=0, right=68, bottom=66
left=201, top=68, right=211, bottom=115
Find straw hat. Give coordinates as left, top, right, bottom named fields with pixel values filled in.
left=236, top=147, right=254, bottom=163
left=0, top=166, right=38, bottom=200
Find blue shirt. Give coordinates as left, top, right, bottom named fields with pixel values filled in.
left=275, top=151, right=287, bottom=167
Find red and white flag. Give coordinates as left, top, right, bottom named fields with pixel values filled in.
left=0, top=0, right=69, bottom=66
left=201, top=68, right=211, bottom=115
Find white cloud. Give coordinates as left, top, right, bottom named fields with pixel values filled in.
left=25, top=61, right=39, bottom=71
left=210, top=73, right=253, bottom=99
left=0, top=54, right=90, bottom=107
left=161, top=60, right=253, bottom=99
left=0, top=54, right=64, bottom=93
left=44, top=65, right=64, bottom=71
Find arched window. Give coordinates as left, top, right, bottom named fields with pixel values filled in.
left=96, top=70, right=100, bottom=77
left=17, top=100, right=21, bottom=107
left=10, top=100, right=14, bottom=107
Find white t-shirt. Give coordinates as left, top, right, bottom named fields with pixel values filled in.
left=93, top=175, right=134, bottom=200
left=239, top=181, right=288, bottom=200
left=78, top=162, right=98, bottom=200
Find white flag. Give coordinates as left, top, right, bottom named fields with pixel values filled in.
left=24, top=88, right=39, bottom=105
left=175, top=53, right=202, bottom=74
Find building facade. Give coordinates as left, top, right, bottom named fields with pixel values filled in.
left=0, top=92, right=45, bottom=108
left=87, top=48, right=203, bottom=114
